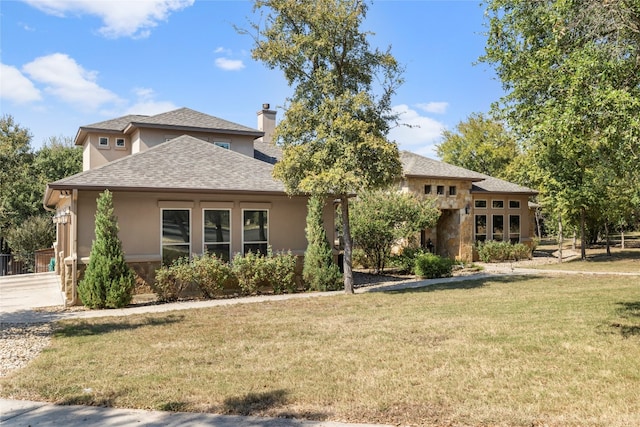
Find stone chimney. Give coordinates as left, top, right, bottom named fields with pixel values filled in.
left=256, top=103, right=276, bottom=144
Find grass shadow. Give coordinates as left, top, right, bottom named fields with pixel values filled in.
left=53, top=314, right=185, bottom=338
left=608, top=301, right=640, bottom=338
left=378, top=274, right=539, bottom=295
left=222, top=389, right=289, bottom=416
left=57, top=389, right=126, bottom=406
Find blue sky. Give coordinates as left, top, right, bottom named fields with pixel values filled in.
left=1, top=0, right=503, bottom=158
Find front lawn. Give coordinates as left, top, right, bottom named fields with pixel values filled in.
left=1, top=275, right=639, bottom=426
left=532, top=247, right=640, bottom=273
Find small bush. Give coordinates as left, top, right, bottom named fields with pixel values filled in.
left=476, top=240, right=532, bottom=262
left=153, top=257, right=193, bottom=302
left=414, top=253, right=454, bottom=279
left=268, top=250, right=298, bottom=294
left=390, top=247, right=430, bottom=274
left=231, top=251, right=267, bottom=295
left=192, top=254, right=236, bottom=298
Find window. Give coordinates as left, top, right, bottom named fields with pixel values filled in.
left=203, top=209, right=231, bottom=262
left=475, top=215, right=487, bottom=242
left=492, top=215, right=504, bottom=241
left=115, top=138, right=125, bottom=148
left=243, top=210, right=268, bottom=255
left=214, top=142, right=230, bottom=149
left=98, top=137, right=109, bottom=147
left=161, top=209, right=191, bottom=265
left=475, top=200, right=487, bottom=209
left=509, top=215, right=521, bottom=244
left=424, top=185, right=432, bottom=195
left=492, top=200, right=504, bottom=209
left=509, top=200, right=521, bottom=209
left=449, top=186, right=457, bottom=196
left=436, top=185, right=445, bottom=195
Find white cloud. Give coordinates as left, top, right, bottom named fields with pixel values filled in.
left=415, top=102, right=449, bottom=114
left=0, top=63, right=42, bottom=104
left=123, top=87, right=177, bottom=115
left=214, top=47, right=232, bottom=55
left=22, top=53, right=121, bottom=110
left=23, top=0, right=194, bottom=39
left=215, top=57, right=245, bottom=71
left=388, top=104, right=446, bottom=159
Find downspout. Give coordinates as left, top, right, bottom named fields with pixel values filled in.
left=69, top=189, right=78, bottom=306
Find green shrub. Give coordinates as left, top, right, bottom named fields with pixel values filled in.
left=390, top=247, right=429, bottom=274
left=268, top=250, right=298, bottom=294
left=153, top=257, right=193, bottom=302
left=302, top=196, right=342, bottom=291
left=192, top=254, right=236, bottom=298
left=78, top=190, right=135, bottom=309
left=6, top=215, right=55, bottom=273
left=476, top=240, right=532, bottom=262
left=231, top=251, right=267, bottom=295
left=414, top=252, right=454, bottom=279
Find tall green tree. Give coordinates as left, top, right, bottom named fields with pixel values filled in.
left=482, top=0, right=640, bottom=259
left=78, top=190, right=135, bottom=309
left=248, top=0, right=404, bottom=292
left=436, top=113, right=519, bottom=179
left=33, top=136, right=82, bottom=188
left=350, top=189, right=440, bottom=274
left=5, top=215, right=55, bottom=272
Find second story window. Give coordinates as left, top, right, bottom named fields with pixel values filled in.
left=424, top=185, right=432, bottom=194
left=449, top=186, right=457, bottom=196
left=98, top=137, right=109, bottom=147
left=214, top=142, right=230, bottom=149
left=115, top=138, right=125, bottom=148
left=437, top=185, right=445, bottom=195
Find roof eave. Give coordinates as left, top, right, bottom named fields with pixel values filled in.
left=404, top=174, right=485, bottom=182
left=46, top=183, right=289, bottom=196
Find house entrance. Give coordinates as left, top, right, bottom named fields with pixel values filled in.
left=435, top=209, right=460, bottom=259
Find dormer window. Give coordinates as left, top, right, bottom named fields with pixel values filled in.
left=214, top=142, right=230, bottom=149
left=98, top=137, right=109, bottom=147
left=115, top=138, right=125, bottom=148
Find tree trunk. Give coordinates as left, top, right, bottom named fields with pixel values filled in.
left=558, top=214, right=563, bottom=264
left=340, top=195, right=354, bottom=294
left=535, top=208, right=542, bottom=238
left=621, top=229, right=625, bottom=249
left=605, top=221, right=611, bottom=256
left=580, top=207, right=586, bottom=260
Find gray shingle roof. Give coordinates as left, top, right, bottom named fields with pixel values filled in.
left=400, top=151, right=487, bottom=180
left=400, top=150, right=537, bottom=195
left=80, top=114, right=150, bottom=132
left=472, top=175, right=538, bottom=195
left=127, top=107, right=262, bottom=135
left=51, top=135, right=285, bottom=194
left=253, top=141, right=282, bottom=165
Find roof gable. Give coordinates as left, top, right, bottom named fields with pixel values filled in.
left=51, top=135, right=285, bottom=194
left=400, top=151, right=486, bottom=181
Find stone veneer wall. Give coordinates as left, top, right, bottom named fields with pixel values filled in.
left=401, top=178, right=475, bottom=262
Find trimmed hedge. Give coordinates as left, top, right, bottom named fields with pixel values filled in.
left=476, top=240, right=532, bottom=262
left=414, top=252, right=454, bottom=279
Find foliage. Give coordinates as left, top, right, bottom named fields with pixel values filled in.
left=303, top=196, right=342, bottom=291
left=481, top=0, right=640, bottom=259
left=231, top=248, right=298, bottom=295
left=350, top=189, right=440, bottom=273
left=0, top=117, right=81, bottom=254
left=192, top=254, right=236, bottom=298
left=78, top=190, right=135, bottom=309
left=436, top=112, right=519, bottom=179
left=476, top=240, right=532, bottom=263
left=247, top=0, right=404, bottom=293
left=5, top=215, right=55, bottom=272
left=389, top=247, right=430, bottom=275
left=414, top=252, right=454, bottom=279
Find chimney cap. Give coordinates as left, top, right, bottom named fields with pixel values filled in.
left=262, top=103, right=270, bottom=110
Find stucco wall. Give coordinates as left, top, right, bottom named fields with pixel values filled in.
left=76, top=190, right=318, bottom=263
left=136, top=128, right=255, bottom=157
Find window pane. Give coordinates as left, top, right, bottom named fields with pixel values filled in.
left=509, top=200, right=520, bottom=209
left=492, top=200, right=504, bottom=209
left=436, top=185, right=445, bottom=195
left=205, top=244, right=231, bottom=262
left=162, top=210, right=190, bottom=244
left=475, top=200, right=487, bottom=208
left=243, top=210, right=268, bottom=242
left=244, top=243, right=268, bottom=255
left=475, top=215, right=487, bottom=242
left=493, top=215, right=504, bottom=241
left=449, top=186, right=456, bottom=196
left=204, top=210, right=230, bottom=243
left=163, top=245, right=189, bottom=265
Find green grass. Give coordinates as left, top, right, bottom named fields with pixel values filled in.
left=1, top=275, right=639, bottom=426
left=532, top=246, right=640, bottom=273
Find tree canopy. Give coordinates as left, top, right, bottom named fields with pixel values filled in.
left=482, top=0, right=640, bottom=258
left=436, top=112, right=519, bottom=179
left=248, top=0, right=404, bottom=292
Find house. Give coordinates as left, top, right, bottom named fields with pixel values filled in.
left=399, top=151, right=538, bottom=262
left=44, top=106, right=537, bottom=305
left=43, top=106, right=334, bottom=305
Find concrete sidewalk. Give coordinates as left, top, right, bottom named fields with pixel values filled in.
left=0, top=399, right=390, bottom=427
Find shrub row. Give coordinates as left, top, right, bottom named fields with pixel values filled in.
left=476, top=240, right=532, bottom=262
left=154, top=249, right=299, bottom=302
left=389, top=248, right=454, bottom=279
